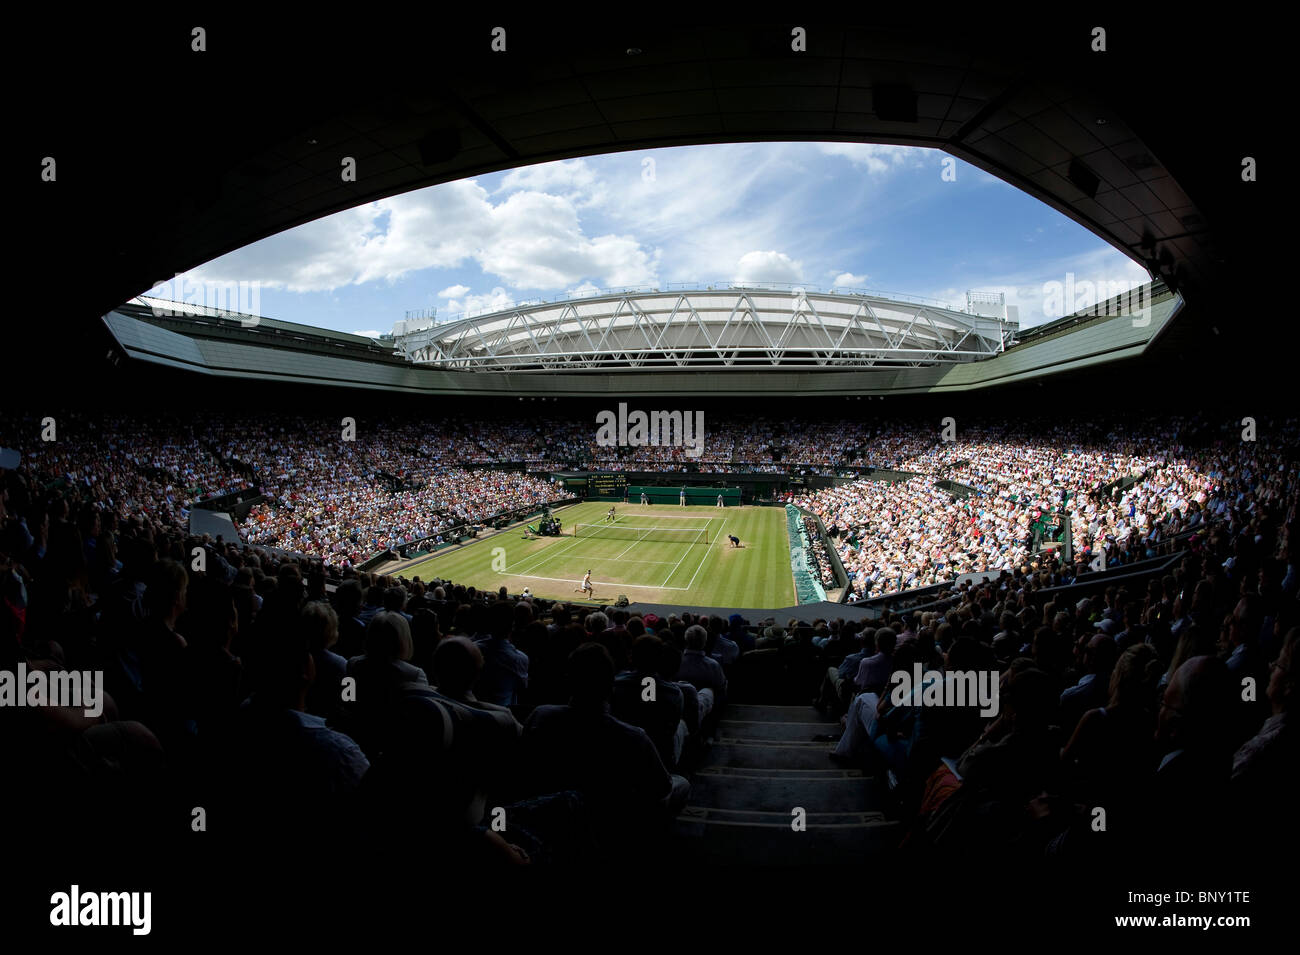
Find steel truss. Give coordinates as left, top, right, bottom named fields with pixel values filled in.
left=393, top=287, right=1014, bottom=372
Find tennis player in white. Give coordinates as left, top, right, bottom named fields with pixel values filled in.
left=575, top=569, right=594, bottom=597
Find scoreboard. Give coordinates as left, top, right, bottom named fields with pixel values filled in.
left=587, top=473, right=627, bottom=497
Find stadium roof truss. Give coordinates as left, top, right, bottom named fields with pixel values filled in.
left=393, top=288, right=1015, bottom=372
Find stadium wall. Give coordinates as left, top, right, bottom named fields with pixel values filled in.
left=101, top=291, right=1180, bottom=397
left=785, top=505, right=829, bottom=604
left=793, top=503, right=850, bottom=600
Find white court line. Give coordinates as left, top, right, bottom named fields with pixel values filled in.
left=508, top=529, right=684, bottom=575
left=507, top=533, right=586, bottom=577
left=613, top=524, right=657, bottom=559
left=678, top=516, right=723, bottom=591
left=609, top=513, right=722, bottom=521
left=659, top=516, right=717, bottom=588
left=503, top=572, right=693, bottom=591
left=659, top=530, right=710, bottom=587
left=498, top=509, right=720, bottom=580
left=546, top=554, right=680, bottom=566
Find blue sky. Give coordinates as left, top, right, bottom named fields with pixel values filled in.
left=153, top=142, right=1150, bottom=334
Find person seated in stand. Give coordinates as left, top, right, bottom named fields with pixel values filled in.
left=612, top=634, right=686, bottom=770
left=472, top=600, right=529, bottom=707
left=677, top=624, right=727, bottom=721
left=223, top=623, right=370, bottom=842
left=341, top=611, right=428, bottom=756
left=521, top=642, right=688, bottom=853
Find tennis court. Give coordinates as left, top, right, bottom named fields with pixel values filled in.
left=389, top=501, right=795, bottom=606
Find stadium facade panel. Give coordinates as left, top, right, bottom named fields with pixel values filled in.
left=103, top=284, right=1177, bottom=397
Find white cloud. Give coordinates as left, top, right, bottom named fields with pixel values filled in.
left=174, top=141, right=1139, bottom=339
left=443, top=287, right=517, bottom=318
left=816, top=143, right=927, bottom=174
left=596, top=144, right=818, bottom=282
left=832, top=271, right=869, bottom=287
left=498, top=159, right=606, bottom=207
left=186, top=175, right=658, bottom=294
left=353, top=329, right=382, bottom=338
left=734, top=250, right=803, bottom=284
left=478, top=191, right=658, bottom=289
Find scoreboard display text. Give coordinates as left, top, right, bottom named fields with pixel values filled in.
left=587, top=473, right=628, bottom=497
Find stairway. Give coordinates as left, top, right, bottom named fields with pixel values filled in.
left=673, top=704, right=900, bottom=865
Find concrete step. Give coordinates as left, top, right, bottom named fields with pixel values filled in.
left=726, top=704, right=838, bottom=725
left=673, top=808, right=901, bottom=865
left=669, top=699, right=892, bottom=864
left=695, top=766, right=867, bottom=780
left=718, top=719, right=843, bottom=743
left=688, top=772, right=876, bottom=814
left=707, top=740, right=846, bottom=771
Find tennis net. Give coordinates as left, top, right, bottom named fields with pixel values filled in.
left=573, top=522, right=710, bottom=544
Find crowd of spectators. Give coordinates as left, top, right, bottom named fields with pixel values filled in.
left=800, top=483, right=1299, bottom=864
left=2, top=405, right=1296, bottom=872
left=4, top=412, right=1293, bottom=603
left=238, top=469, right=561, bottom=566
left=792, top=418, right=1298, bottom=601
left=1, top=439, right=755, bottom=865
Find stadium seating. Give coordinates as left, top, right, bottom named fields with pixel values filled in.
left=1, top=409, right=1296, bottom=872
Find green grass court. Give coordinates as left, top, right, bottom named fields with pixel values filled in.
left=389, top=501, right=795, bottom=607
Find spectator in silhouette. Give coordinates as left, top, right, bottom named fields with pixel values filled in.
left=408, top=607, right=442, bottom=684
left=473, top=601, right=528, bottom=706
left=585, top=610, right=626, bottom=671
left=224, top=622, right=369, bottom=842
left=1130, top=654, right=1231, bottom=863
left=1232, top=628, right=1298, bottom=850
left=432, top=635, right=515, bottom=718
left=925, top=667, right=1061, bottom=851
left=522, top=642, right=688, bottom=853
left=904, top=636, right=997, bottom=810
left=831, top=640, right=921, bottom=764
left=612, top=634, right=686, bottom=770
left=855, top=627, right=898, bottom=694
left=659, top=639, right=705, bottom=741
left=300, top=600, right=346, bottom=721
left=342, top=611, right=428, bottom=756
left=1221, top=593, right=1269, bottom=744
left=331, top=579, right=366, bottom=659
left=358, top=583, right=385, bottom=627
left=712, top=619, right=741, bottom=666
left=815, top=627, right=875, bottom=714
left=1061, top=642, right=1161, bottom=814
left=179, top=576, right=243, bottom=738
left=383, top=585, right=412, bottom=623
left=129, top=559, right=196, bottom=753
left=677, top=624, right=726, bottom=717
left=1058, top=632, right=1118, bottom=737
